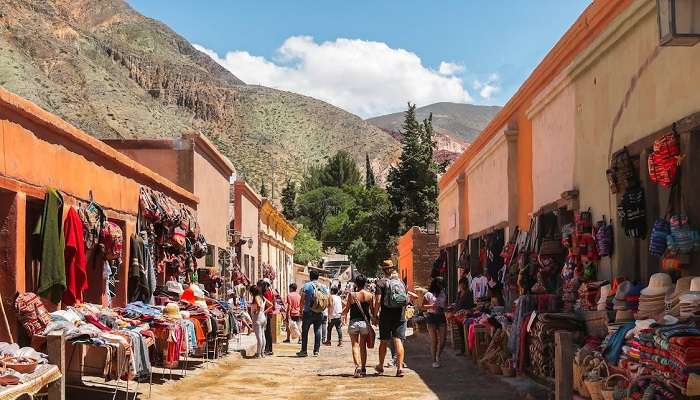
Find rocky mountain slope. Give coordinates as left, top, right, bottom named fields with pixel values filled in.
left=0, top=0, right=400, bottom=186
left=367, top=102, right=501, bottom=143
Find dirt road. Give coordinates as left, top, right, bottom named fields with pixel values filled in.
left=147, top=332, right=527, bottom=400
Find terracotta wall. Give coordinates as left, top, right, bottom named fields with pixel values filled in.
left=111, top=148, right=182, bottom=190
left=397, top=227, right=439, bottom=291
left=193, top=150, right=230, bottom=252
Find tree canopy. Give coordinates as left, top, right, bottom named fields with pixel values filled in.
left=281, top=179, right=297, bottom=220
left=293, top=225, right=323, bottom=265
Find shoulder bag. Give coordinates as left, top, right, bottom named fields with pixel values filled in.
left=352, top=291, right=376, bottom=349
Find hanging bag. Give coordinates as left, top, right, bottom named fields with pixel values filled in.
left=99, top=221, right=123, bottom=261
left=648, top=130, right=681, bottom=187
left=593, top=216, right=614, bottom=257
left=607, top=147, right=637, bottom=194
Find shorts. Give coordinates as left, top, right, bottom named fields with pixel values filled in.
left=347, top=320, right=369, bottom=336
left=425, top=313, right=447, bottom=326
left=379, top=318, right=406, bottom=341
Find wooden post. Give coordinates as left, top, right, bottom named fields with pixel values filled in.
left=47, top=331, right=65, bottom=400
left=555, top=331, right=573, bottom=400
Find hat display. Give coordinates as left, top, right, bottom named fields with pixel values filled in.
left=597, top=284, right=611, bottom=311
left=163, top=303, right=182, bottom=320
left=665, top=276, right=694, bottom=317
left=166, top=281, right=184, bottom=295
left=679, top=279, right=700, bottom=319
left=613, top=281, right=632, bottom=310
left=615, top=309, right=635, bottom=322
left=640, top=273, right=673, bottom=296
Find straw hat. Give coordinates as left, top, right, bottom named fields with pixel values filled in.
left=163, top=303, right=182, bottom=320
left=166, top=281, right=184, bottom=295
left=615, top=309, right=635, bottom=322
left=641, top=273, right=673, bottom=296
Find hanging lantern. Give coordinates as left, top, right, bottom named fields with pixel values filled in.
left=657, top=0, right=700, bottom=46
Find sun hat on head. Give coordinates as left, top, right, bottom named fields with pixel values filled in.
left=641, top=273, right=673, bottom=296
left=163, top=303, right=182, bottom=320
left=382, top=260, right=394, bottom=268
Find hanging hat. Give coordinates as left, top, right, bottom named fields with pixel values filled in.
left=163, top=303, right=182, bottom=320
left=166, top=281, right=184, bottom=295
left=190, top=284, right=206, bottom=300
left=641, top=273, right=673, bottom=297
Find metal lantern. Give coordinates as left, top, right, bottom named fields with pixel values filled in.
left=657, top=0, right=700, bottom=46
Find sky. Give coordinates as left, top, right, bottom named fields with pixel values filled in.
left=127, top=1, right=591, bottom=118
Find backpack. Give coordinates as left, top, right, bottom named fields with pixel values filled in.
left=310, top=282, right=329, bottom=313
left=14, top=292, right=51, bottom=336
left=606, top=147, right=637, bottom=194
left=100, top=221, right=124, bottom=261
left=593, top=216, right=614, bottom=257
left=617, top=186, right=646, bottom=238
left=648, top=132, right=680, bottom=187
left=382, top=277, right=408, bottom=309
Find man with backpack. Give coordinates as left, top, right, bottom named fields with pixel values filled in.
left=297, top=270, right=329, bottom=357
left=373, top=260, right=409, bottom=377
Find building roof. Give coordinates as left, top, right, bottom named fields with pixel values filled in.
left=260, top=198, right=299, bottom=240
left=439, top=0, right=632, bottom=190
left=0, top=87, right=198, bottom=206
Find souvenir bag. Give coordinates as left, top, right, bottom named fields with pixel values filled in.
left=192, top=234, right=208, bottom=258
left=78, top=201, right=105, bottom=250
left=649, top=218, right=670, bottom=257
left=593, top=216, right=614, bottom=257
left=171, top=226, right=187, bottom=249
left=14, top=292, right=51, bottom=336
left=667, top=213, right=700, bottom=254
left=606, top=147, right=637, bottom=194
left=575, top=209, right=593, bottom=233
left=648, top=131, right=681, bottom=187
left=617, top=186, right=646, bottom=238
left=139, top=187, right=161, bottom=221
left=99, top=221, right=123, bottom=261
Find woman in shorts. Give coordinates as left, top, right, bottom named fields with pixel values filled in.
left=343, top=274, right=374, bottom=377
left=423, top=276, right=447, bottom=368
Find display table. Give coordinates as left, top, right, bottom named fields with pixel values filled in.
left=0, top=364, right=61, bottom=400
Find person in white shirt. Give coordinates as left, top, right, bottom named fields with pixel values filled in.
left=324, top=287, right=344, bottom=347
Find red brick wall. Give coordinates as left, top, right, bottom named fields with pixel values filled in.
left=397, top=227, right=440, bottom=291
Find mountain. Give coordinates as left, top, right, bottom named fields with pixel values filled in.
left=367, top=102, right=501, bottom=143
left=0, top=0, right=400, bottom=187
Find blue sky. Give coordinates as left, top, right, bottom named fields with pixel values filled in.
left=127, top=0, right=591, bottom=118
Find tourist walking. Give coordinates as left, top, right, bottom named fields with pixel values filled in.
left=343, top=274, right=374, bottom=377
left=284, top=283, right=302, bottom=343
left=373, top=260, right=408, bottom=377
left=324, top=286, right=344, bottom=347
left=249, top=285, right=271, bottom=358
left=297, top=270, right=329, bottom=357
left=423, top=276, right=448, bottom=368
left=259, top=279, right=275, bottom=355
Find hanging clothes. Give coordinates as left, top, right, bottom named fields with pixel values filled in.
left=37, top=188, right=66, bottom=304
left=144, top=237, right=156, bottom=304
left=62, top=207, right=88, bottom=306
left=128, top=233, right=149, bottom=302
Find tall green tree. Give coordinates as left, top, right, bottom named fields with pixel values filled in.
left=320, top=151, right=361, bottom=188
left=280, top=179, right=297, bottom=220
left=293, top=225, right=323, bottom=265
left=299, top=164, right=324, bottom=194
left=387, top=103, right=441, bottom=233
left=295, top=186, right=353, bottom=240
left=259, top=181, right=269, bottom=198
left=365, top=153, right=376, bottom=188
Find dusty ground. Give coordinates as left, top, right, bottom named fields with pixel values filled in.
left=142, top=332, right=528, bottom=400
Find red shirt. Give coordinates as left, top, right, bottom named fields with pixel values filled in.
left=286, top=292, right=301, bottom=317
left=264, top=290, right=275, bottom=315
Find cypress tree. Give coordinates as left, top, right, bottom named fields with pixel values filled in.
left=281, top=179, right=297, bottom=220
left=259, top=181, right=268, bottom=198
left=365, top=153, right=376, bottom=188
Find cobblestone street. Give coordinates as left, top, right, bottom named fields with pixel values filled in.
left=147, top=333, right=532, bottom=400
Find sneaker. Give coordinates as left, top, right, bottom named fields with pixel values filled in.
left=264, top=351, right=274, bottom=356
left=296, top=351, right=308, bottom=357
left=313, top=351, right=319, bottom=357
left=282, top=339, right=290, bottom=343
left=432, top=361, right=440, bottom=368
left=337, top=342, right=343, bottom=347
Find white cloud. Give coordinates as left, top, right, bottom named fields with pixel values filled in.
left=438, top=61, right=465, bottom=76
left=194, top=37, right=475, bottom=118
left=472, top=73, right=501, bottom=100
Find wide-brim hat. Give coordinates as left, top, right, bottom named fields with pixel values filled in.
left=166, top=281, right=184, bottom=295
left=382, top=259, right=395, bottom=269
left=616, top=309, right=635, bottom=322
left=641, top=273, right=673, bottom=296
left=670, top=277, right=694, bottom=299
left=163, top=303, right=182, bottom=320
